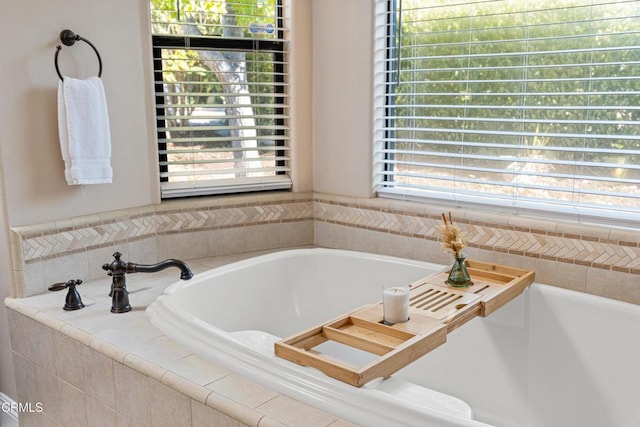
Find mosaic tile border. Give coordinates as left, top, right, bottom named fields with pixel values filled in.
left=12, top=196, right=313, bottom=265
left=313, top=196, right=640, bottom=275
left=11, top=191, right=640, bottom=277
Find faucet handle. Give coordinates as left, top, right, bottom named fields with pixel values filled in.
left=102, top=252, right=126, bottom=276
left=48, top=279, right=84, bottom=311
left=48, top=279, right=82, bottom=291
left=48, top=282, right=68, bottom=292
left=101, top=263, right=113, bottom=275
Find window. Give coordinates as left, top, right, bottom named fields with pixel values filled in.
left=150, top=0, right=289, bottom=198
left=374, top=0, right=640, bottom=223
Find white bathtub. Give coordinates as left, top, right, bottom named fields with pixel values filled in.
left=147, top=248, right=640, bottom=427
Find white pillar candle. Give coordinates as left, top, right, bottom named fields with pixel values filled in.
left=383, top=286, right=410, bottom=324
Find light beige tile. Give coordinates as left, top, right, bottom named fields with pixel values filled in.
left=55, top=213, right=101, bottom=230
left=157, top=230, right=209, bottom=261
left=34, top=312, right=67, bottom=332
left=53, top=304, right=116, bottom=336
left=89, top=338, right=129, bottom=364
left=314, top=193, right=355, bottom=207
left=279, top=221, right=313, bottom=248
left=125, top=237, right=159, bottom=265
left=116, top=413, right=146, bottom=427
left=86, top=395, right=117, bottom=427
left=532, top=258, right=588, bottom=293
left=191, top=400, right=246, bottom=427
left=586, top=267, right=640, bottom=305
left=113, top=362, right=151, bottom=425
left=97, top=207, right=137, bottom=224
left=69, top=278, right=111, bottom=304
left=57, top=379, right=88, bottom=427
left=7, top=310, right=30, bottom=358
left=53, top=330, right=86, bottom=389
left=206, top=374, right=278, bottom=409
left=313, top=222, right=349, bottom=250
left=33, top=362, right=61, bottom=424
left=207, top=227, right=250, bottom=257
left=161, top=371, right=212, bottom=405
left=149, top=378, right=191, bottom=427
left=242, top=224, right=284, bottom=253
left=257, top=416, right=286, bottom=427
left=11, top=270, right=26, bottom=298
left=410, top=237, right=448, bottom=265
left=94, top=316, right=164, bottom=350
left=256, top=395, right=337, bottom=427
left=463, top=209, right=510, bottom=227
left=609, top=227, right=640, bottom=244
left=205, top=392, right=263, bottom=427
left=376, top=231, right=417, bottom=260
left=11, top=351, right=35, bottom=404
left=21, top=261, right=45, bottom=297
left=125, top=335, right=191, bottom=368
left=5, top=298, right=39, bottom=318
left=506, top=215, right=556, bottom=234
left=327, top=419, right=359, bottom=427
left=125, top=290, right=175, bottom=316
left=123, top=353, right=167, bottom=382
left=388, top=198, right=428, bottom=215
left=354, top=226, right=391, bottom=254
left=29, top=288, right=78, bottom=316
left=561, top=221, right=610, bottom=240
left=161, top=353, right=231, bottom=387
left=9, top=229, right=25, bottom=269
left=59, top=324, right=96, bottom=347
left=40, top=252, right=90, bottom=294
left=82, top=346, right=116, bottom=409
left=17, top=411, right=59, bottom=427
left=28, top=319, right=56, bottom=373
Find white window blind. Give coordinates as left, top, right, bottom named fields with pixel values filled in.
left=150, top=0, right=290, bottom=198
left=374, top=0, right=640, bottom=223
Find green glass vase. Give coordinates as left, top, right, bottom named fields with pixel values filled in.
left=446, top=254, right=473, bottom=288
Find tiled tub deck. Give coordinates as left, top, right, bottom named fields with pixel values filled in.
left=6, top=250, right=355, bottom=427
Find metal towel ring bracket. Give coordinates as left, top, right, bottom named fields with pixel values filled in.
left=54, top=29, right=103, bottom=81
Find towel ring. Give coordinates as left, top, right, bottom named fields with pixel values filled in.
left=54, top=30, right=103, bottom=81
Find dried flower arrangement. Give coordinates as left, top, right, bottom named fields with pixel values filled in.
left=436, top=212, right=467, bottom=258
left=437, top=212, right=472, bottom=287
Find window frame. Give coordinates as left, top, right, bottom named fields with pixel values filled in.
left=151, top=1, right=289, bottom=199
left=375, top=0, right=640, bottom=226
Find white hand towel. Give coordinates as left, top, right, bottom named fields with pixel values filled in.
left=57, top=76, right=113, bottom=185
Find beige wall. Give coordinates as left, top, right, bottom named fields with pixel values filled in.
left=2, top=1, right=159, bottom=228
left=289, top=1, right=314, bottom=193
left=312, top=0, right=375, bottom=198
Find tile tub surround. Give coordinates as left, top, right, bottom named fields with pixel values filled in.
left=5, top=182, right=640, bottom=426
left=9, top=192, right=314, bottom=298
left=8, top=191, right=640, bottom=304
left=313, top=193, right=640, bottom=305
left=5, top=251, right=356, bottom=427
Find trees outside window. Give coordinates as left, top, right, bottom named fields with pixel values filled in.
left=376, top=0, right=640, bottom=222
left=150, top=0, right=289, bottom=198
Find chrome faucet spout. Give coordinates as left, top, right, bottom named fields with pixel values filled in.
left=102, top=252, right=194, bottom=313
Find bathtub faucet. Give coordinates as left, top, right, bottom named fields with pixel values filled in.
left=102, top=252, right=194, bottom=313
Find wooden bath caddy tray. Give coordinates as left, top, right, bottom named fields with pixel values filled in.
left=274, top=259, right=535, bottom=387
